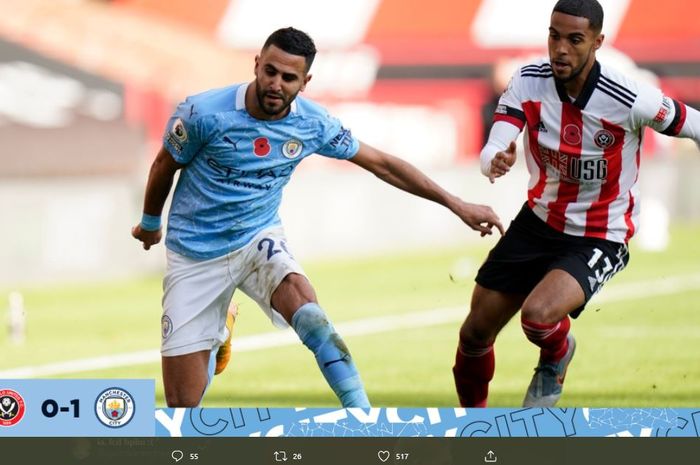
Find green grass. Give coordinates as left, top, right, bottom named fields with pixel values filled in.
left=1, top=224, right=699, bottom=407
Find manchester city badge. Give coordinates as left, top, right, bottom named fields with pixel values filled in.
left=282, top=139, right=303, bottom=159
left=95, top=387, right=135, bottom=428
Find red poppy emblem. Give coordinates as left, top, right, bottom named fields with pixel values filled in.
left=563, top=124, right=582, bottom=146
left=254, top=137, right=271, bottom=157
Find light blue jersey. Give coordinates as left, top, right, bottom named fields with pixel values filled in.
left=162, top=83, right=359, bottom=259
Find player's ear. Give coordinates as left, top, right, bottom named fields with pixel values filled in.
left=254, top=55, right=260, bottom=74
left=594, top=33, right=605, bottom=51
left=300, top=73, right=312, bottom=92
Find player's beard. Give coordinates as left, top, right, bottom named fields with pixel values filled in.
left=552, top=46, right=594, bottom=84
left=255, top=84, right=297, bottom=117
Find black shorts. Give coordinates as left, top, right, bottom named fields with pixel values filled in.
left=475, top=203, right=630, bottom=318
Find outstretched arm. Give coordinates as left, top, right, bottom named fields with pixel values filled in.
left=131, top=146, right=184, bottom=250
left=349, top=141, right=504, bottom=236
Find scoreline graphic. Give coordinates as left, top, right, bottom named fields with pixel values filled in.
left=0, top=380, right=153, bottom=436
left=0, top=380, right=698, bottom=437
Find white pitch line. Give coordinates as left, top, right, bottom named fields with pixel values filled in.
left=2, top=273, right=699, bottom=378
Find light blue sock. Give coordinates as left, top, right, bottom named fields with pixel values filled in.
left=197, top=348, right=217, bottom=407
left=291, top=303, right=370, bottom=408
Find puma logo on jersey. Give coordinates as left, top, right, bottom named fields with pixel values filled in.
left=536, top=121, right=548, bottom=133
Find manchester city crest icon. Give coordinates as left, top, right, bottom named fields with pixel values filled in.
left=282, top=139, right=303, bottom=159
left=161, top=315, right=173, bottom=339
left=95, top=387, right=135, bottom=428
left=0, top=389, right=26, bottom=427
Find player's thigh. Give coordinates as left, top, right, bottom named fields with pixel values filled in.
left=462, top=284, right=526, bottom=345
left=238, top=226, right=308, bottom=328
left=521, top=269, right=586, bottom=323
left=161, top=350, right=211, bottom=405
left=475, top=205, right=555, bottom=296
left=161, top=249, right=236, bottom=357
left=523, top=240, right=630, bottom=322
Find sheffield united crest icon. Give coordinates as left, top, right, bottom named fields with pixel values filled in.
left=0, top=389, right=25, bottom=427
left=594, top=129, right=616, bottom=149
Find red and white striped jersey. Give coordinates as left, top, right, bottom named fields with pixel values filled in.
left=494, top=58, right=689, bottom=243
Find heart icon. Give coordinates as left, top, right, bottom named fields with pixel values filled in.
left=377, top=450, right=390, bottom=463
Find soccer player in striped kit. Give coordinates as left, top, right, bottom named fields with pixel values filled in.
left=453, top=0, right=700, bottom=407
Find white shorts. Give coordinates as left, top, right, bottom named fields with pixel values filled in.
left=160, top=226, right=305, bottom=357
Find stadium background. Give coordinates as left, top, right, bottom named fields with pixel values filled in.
left=0, top=0, right=698, bottom=406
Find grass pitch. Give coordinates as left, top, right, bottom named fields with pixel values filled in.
left=1, top=224, right=699, bottom=407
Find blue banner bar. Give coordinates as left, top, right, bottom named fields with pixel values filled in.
left=154, top=407, right=700, bottom=437
left=1, top=380, right=698, bottom=438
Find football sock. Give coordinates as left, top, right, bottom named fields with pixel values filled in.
left=452, top=342, right=494, bottom=407
left=521, top=316, right=571, bottom=363
left=197, top=348, right=218, bottom=406
left=291, top=303, right=370, bottom=408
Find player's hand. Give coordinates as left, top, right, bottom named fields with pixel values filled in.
left=131, top=224, right=162, bottom=250
left=488, top=141, right=517, bottom=184
left=452, top=201, right=505, bottom=237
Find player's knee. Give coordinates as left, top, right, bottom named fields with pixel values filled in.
left=164, top=387, right=202, bottom=408
left=520, top=300, right=561, bottom=325
left=163, top=366, right=207, bottom=407
left=272, top=273, right=317, bottom=321
left=283, top=273, right=315, bottom=296
left=458, top=319, right=496, bottom=349
left=463, top=295, right=502, bottom=346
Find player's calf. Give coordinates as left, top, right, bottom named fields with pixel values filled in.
left=291, top=303, right=370, bottom=408
left=453, top=342, right=495, bottom=407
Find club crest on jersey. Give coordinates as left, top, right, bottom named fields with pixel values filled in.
left=563, top=124, right=582, bottom=146
left=161, top=315, right=173, bottom=339
left=282, top=139, right=303, bottom=159
left=594, top=129, right=616, bottom=149
left=95, top=387, right=135, bottom=428
left=0, top=389, right=26, bottom=427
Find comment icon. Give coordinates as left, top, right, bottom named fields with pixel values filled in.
left=171, top=450, right=184, bottom=462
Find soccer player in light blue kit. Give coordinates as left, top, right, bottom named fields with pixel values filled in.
left=132, top=27, right=504, bottom=407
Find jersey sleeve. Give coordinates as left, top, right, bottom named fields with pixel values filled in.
left=315, top=114, right=360, bottom=160
left=632, top=83, right=687, bottom=136
left=480, top=120, right=522, bottom=177
left=162, top=98, right=206, bottom=165
left=492, top=70, right=527, bottom=131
